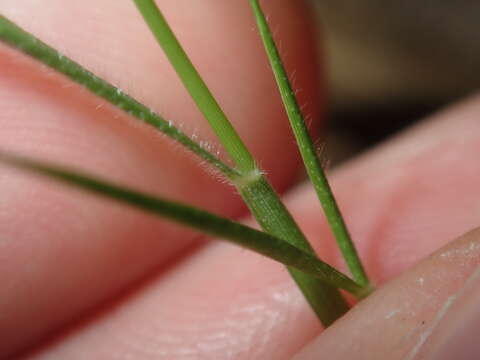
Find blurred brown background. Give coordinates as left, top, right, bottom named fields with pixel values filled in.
left=310, top=0, right=480, bottom=162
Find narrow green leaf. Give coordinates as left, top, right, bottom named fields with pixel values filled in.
left=0, top=151, right=366, bottom=297
left=0, top=14, right=238, bottom=179
left=249, top=0, right=371, bottom=289
left=132, top=0, right=256, bottom=174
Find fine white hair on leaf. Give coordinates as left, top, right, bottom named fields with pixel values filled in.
left=304, top=112, right=314, bottom=129
left=289, top=69, right=298, bottom=85
left=107, top=101, right=232, bottom=186
left=314, top=140, right=331, bottom=170
left=61, top=82, right=74, bottom=89
left=299, top=101, right=308, bottom=113
left=196, top=156, right=233, bottom=186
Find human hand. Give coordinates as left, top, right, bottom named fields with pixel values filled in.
left=1, top=1, right=480, bottom=359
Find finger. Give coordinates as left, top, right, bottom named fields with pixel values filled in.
left=26, top=95, right=480, bottom=359
left=293, top=228, right=480, bottom=360
left=0, top=0, right=319, bottom=356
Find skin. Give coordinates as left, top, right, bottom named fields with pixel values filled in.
left=1, top=1, right=480, bottom=359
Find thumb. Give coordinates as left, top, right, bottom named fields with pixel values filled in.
left=293, top=227, right=480, bottom=360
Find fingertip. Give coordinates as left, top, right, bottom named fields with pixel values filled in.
left=293, top=227, right=480, bottom=360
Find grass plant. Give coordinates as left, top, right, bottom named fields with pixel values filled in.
left=0, top=0, right=372, bottom=328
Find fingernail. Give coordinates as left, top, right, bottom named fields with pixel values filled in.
left=423, top=268, right=480, bottom=360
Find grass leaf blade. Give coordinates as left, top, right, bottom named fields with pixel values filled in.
left=0, top=14, right=238, bottom=179
left=249, top=0, right=371, bottom=289
left=0, top=151, right=365, bottom=297
left=132, top=0, right=256, bottom=173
